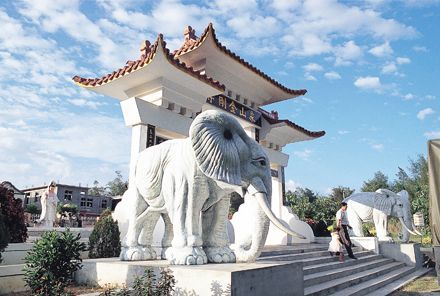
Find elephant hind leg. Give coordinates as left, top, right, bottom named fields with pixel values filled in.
left=346, top=209, right=363, bottom=237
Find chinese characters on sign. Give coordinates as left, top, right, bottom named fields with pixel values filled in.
left=146, top=124, right=156, bottom=148
left=206, top=95, right=262, bottom=126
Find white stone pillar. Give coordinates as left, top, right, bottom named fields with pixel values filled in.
left=271, top=165, right=283, bottom=218
left=128, top=124, right=148, bottom=188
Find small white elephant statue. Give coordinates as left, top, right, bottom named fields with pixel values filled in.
left=118, top=110, right=303, bottom=265
left=344, top=189, right=422, bottom=242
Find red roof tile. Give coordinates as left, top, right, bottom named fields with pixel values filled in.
left=73, top=34, right=225, bottom=92
left=174, top=23, right=307, bottom=97
left=260, top=108, right=325, bottom=139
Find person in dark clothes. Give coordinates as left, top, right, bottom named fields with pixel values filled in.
left=336, top=202, right=357, bottom=260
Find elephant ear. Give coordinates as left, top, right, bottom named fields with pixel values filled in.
left=190, top=110, right=248, bottom=186
left=374, top=189, right=395, bottom=215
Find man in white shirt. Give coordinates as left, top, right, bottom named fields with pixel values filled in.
left=336, top=202, right=357, bottom=259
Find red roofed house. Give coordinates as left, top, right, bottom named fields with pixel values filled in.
left=73, top=24, right=325, bottom=244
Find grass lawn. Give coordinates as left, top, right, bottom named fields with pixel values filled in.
left=391, top=269, right=440, bottom=295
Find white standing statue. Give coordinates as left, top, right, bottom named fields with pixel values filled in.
left=117, top=110, right=304, bottom=265
left=38, top=181, right=58, bottom=228
left=344, top=189, right=422, bottom=242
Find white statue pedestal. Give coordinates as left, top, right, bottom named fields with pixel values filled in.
left=75, top=258, right=303, bottom=296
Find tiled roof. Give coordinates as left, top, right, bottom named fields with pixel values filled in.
left=72, top=34, right=225, bottom=91
left=260, top=109, right=326, bottom=139
left=174, top=23, right=307, bottom=97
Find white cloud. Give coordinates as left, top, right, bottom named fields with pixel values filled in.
left=227, top=15, right=279, bottom=38
left=403, top=93, right=415, bottom=100
left=282, top=0, right=417, bottom=58
left=381, top=62, right=397, bottom=74
left=369, top=42, right=393, bottom=57
left=426, top=95, right=436, bottom=100
left=354, top=76, right=382, bottom=90
left=413, top=45, right=428, bottom=52
left=305, top=73, right=317, bottom=81
left=294, top=149, right=312, bottom=160
left=417, top=108, right=434, bottom=120
left=338, top=130, right=349, bottom=135
left=334, top=40, right=363, bottom=65
left=371, top=143, right=384, bottom=151
left=303, top=63, right=324, bottom=72
left=425, top=131, right=440, bottom=139
left=324, top=71, right=341, bottom=80
left=68, top=98, right=106, bottom=109
left=285, top=179, right=301, bottom=192
left=396, top=57, right=411, bottom=64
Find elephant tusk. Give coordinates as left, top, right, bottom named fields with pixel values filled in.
left=399, top=217, right=419, bottom=236
left=411, top=222, right=423, bottom=236
left=254, top=192, right=306, bottom=239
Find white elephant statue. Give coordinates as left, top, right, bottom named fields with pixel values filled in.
left=344, top=189, right=422, bottom=242
left=118, top=110, right=303, bottom=265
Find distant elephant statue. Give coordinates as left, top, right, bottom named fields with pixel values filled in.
left=119, top=110, right=303, bottom=265
left=344, top=189, right=422, bottom=242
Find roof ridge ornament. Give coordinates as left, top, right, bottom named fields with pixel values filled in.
left=140, top=40, right=152, bottom=57
left=184, top=25, right=197, bottom=42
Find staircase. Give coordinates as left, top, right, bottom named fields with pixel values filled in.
left=258, top=244, right=427, bottom=296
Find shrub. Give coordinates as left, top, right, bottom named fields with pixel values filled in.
left=0, top=185, right=27, bottom=243
left=0, top=213, right=10, bottom=263
left=25, top=204, right=41, bottom=215
left=89, top=209, right=121, bottom=258
left=23, top=230, right=87, bottom=296
left=99, top=268, right=175, bottom=296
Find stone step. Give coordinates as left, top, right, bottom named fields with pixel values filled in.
left=304, top=261, right=406, bottom=296
left=303, top=254, right=383, bottom=275
left=331, top=265, right=416, bottom=296
left=260, top=250, right=370, bottom=267
left=304, top=257, right=395, bottom=287
left=258, top=247, right=363, bottom=262
left=260, top=245, right=328, bottom=257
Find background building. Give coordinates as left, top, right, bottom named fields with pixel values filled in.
left=22, top=183, right=112, bottom=223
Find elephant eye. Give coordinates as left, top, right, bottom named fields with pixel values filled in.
left=253, top=158, right=267, bottom=166
left=223, top=129, right=233, bottom=140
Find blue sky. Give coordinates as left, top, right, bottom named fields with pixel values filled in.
left=0, top=0, right=438, bottom=194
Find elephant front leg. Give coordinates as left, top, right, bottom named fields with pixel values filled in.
left=164, top=179, right=207, bottom=265
left=202, top=197, right=236, bottom=263
left=373, top=211, right=392, bottom=242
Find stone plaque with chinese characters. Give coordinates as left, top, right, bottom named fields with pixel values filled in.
left=206, top=95, right=262, bottom=126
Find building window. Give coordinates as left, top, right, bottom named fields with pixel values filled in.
left=34, top=192, right=39, bottom=203
left=86, top=198, right=93, bottom=208
left=25, top=193, right=30, bottom=205
left=235, top=94, right=241, bottom=102
left=101, top=199, right=107, bottom=209
left=243, top=98, right=248, bottom=105
left=227, top=90, right=232, bottom=97
left=64, top=190, right=73, bottom=201
left=80, top=197, right=86, bottom=207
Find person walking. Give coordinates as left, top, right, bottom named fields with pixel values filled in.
left=328, top=227, right=344, bottom=262
left=336, top=202, right=357, bottom=260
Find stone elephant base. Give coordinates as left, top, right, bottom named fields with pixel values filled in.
left=75, top=258, right=304, bottom=296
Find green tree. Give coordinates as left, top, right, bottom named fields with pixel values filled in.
left=89, top=180, right=106, bottom=196
left=286, top=188, right=316, bottom=220
left=328, top=186, right=355, bottom=203
left=313, top=197, right=340, bottom=224
left=361, top=171, right=390, bottom=192
left=106, top=171, right=128, bottom=196
left=88, top=209, right=121, bottom=258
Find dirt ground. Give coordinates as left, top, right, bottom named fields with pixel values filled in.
left=391, top=269, right=440, bottom=295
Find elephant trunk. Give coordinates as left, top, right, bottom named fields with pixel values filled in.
left=398, top=217, right=419, bottom=242
left=234, top=193, right=270, bottom=262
